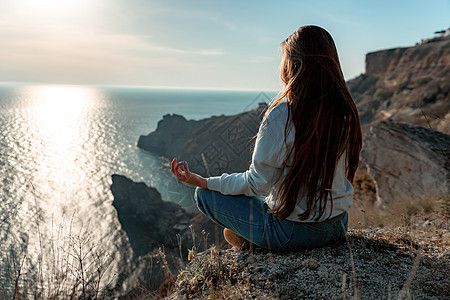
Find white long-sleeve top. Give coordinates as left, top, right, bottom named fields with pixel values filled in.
left=206, top=101, right=353, bottom=222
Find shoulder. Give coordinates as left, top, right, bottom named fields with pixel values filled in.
left=266, top=101, right=289, bottom=123
left=262, top=101, right=290, bottom=132
left=259, top=101, right=290, bottom=140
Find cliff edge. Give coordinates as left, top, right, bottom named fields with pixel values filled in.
left=110, top=175, right=227, bottom=293
left=348, top=36, right=449, bottom=133
left=166, top=226, right=449, bottom=299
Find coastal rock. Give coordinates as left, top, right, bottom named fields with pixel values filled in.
left=111, top=174, right=193, bottom=256
left=360, top=121, right=449, bottom=207
left=110, top=174, right=227, bottom=294
left=137, top=114, right=202, bottom=160
left=137, top=105, right=267, bottom=177
left=347, top=36, right=450, bottom=133
left=111, top=174, right=226, bottom=255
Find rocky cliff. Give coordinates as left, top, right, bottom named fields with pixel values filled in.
left=348, top=37, right=449, bottom=133
left=137, top=117, right=449, bottom=209
left=111, top=174, right=194, bottom=256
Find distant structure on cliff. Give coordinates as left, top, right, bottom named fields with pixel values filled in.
left=422, top=27, right=450, bottom=44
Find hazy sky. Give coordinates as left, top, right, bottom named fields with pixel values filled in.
left=0, top=0, right=448, bottom=90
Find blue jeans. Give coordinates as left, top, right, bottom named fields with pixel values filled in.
left=194, top=187, right=348, bottom=251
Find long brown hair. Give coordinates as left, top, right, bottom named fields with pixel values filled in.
left=267, top=25, right=362, bottom=221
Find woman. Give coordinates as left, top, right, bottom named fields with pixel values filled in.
left=171, top=25, right=362, bottom=251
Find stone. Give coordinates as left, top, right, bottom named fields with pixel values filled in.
left=359, top=121, right=449, bottom=207
left=304, top=259, right=319, bottom=270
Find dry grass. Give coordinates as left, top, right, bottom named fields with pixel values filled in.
left=0, top=223, right=116, bottom=299
left=0, top=187, right=116, bottom=300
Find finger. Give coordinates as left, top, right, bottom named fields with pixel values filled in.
left=171, top=158, right=177, bottom=174
left=183, top=161, right=190, bottom=175
left=175, top=162, right=185, bottom=175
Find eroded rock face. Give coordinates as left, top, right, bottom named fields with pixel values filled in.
left=360, top=121, right=449, bottom=207
left=348, top=37, right=450, bottom=134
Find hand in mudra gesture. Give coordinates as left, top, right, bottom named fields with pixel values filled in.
left=171, top=158, right=207, bottom=188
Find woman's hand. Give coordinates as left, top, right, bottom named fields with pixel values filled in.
left=171, top=158, right=208, bottom=188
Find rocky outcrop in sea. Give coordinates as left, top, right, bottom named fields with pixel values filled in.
left=110, top=175, right=226, bottom=294
left=137, top=103, right=267, bottom=177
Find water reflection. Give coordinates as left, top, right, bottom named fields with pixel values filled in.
left=26, top=85, right=103, bottom=218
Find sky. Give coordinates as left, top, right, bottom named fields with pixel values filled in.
left=0, top=0, right=448, bottom=90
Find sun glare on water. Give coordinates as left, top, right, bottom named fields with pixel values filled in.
left=26, top=85, right=102, bottom=212
left=31, top=85, right=97, bottom=139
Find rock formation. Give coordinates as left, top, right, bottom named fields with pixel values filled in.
left=347, top=36, right=449, bottom=134
left=138, top=104, right=266, bottom=177
left=137, top=116, right=449, bottom=210
left=111, top=174, right=194, bottom=256
left=110, top=175, right=226, bottom=293
left=360, top=121, right=449, bottom=207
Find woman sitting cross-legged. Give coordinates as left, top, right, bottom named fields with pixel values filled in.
left=171, top=25, right=362, bottom=251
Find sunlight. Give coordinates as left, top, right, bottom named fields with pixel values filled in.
left=26, top=85, right=102, bottom=214
left=29, top=85, right=100, bottom=157
left=32, top=85, right=95, bottom=125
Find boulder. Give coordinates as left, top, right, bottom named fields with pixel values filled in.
left=360, top=121, right=449, bottom=207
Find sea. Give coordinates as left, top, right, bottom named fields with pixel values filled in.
left=0, top=82, right=275, bottom=295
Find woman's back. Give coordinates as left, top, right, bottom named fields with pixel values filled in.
left=256, top=101, right=354, bottom=222
left=267, top=25, right=362, bottom=221
left=171, top=25, right=362, bottom=250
